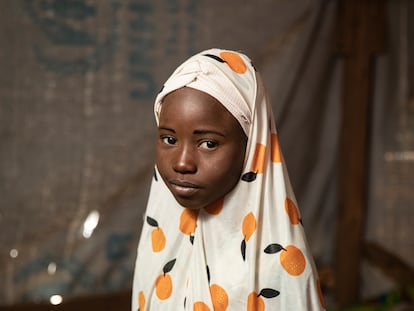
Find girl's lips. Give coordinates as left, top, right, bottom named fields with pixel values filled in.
left=169, top=180, right=201, bottom=197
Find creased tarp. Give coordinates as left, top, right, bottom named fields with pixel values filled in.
left=1, top=0, right=413, bottom=307
left=1, top=0, right=334, bottom=305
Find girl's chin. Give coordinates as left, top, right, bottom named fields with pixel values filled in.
left=173, top=197, right=206, bottom=210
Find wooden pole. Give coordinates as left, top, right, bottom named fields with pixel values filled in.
left=335, top=0, right=386, bottom=307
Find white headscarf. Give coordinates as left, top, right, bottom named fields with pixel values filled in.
left=132, top=48, right=326, bottom=310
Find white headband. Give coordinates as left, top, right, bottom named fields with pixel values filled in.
left=154, top=49, right=257, bottom=135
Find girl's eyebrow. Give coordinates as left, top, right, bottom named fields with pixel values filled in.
left=193, top=129, right=225, bottom=137
left=158, top=127, right=225, bottom=137
left=158, top=127, right=175, bottom=133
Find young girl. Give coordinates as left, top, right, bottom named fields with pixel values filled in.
left=132, top=48, right=326, bottom=310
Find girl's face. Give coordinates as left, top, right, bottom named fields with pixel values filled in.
left=156, top=87, right=247, bottom=210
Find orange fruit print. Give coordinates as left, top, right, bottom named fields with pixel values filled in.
left=247, top=288, right=280, bottom=311
left=241, top=143, right=266, bottom=182
left=242, top=212, right=257, bottom=241
left=280, top=245, right=306, bottom=276
left=251, top=143, right=266, bottom=174
left=219, top=51, right=247, bottom=74
left=284, top=198, right=301, bottom=225
left=179, top=208, right=199, bottom=235
left=155, top=274, right=172, bottom=300
left=205, top=265, right=229, bottom=311
left=264, top=243, right=306, bottom=276
left=155, top=259, right=176, bottom=300
left=146, top=216, right=166, bottom=252
left=241, top=212, right=257, bottom=260
left=194, top=301, right=211, bottom=311
left=138, top=291, right=145, bottom=310
left=210, top=284, right=229, bottom=311
left=247, top=292, right=264, bottom=311
left=151, top=227, right=166, bottom=252
left=270, top=133, right=281, bottom=163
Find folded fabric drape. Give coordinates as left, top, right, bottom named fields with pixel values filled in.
left=132, top=48, right=325, bottom=310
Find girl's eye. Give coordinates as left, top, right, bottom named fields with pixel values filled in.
left=200, top=140, right=218, bottom=150
left=161, top=136, right=176, bottom=145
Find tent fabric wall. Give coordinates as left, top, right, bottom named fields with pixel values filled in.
left=0, top=0, right=330, bottom=305
left=0, top=0, right=413, bottom=308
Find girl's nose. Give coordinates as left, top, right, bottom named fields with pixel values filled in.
left=173, top=145, right=197, bottom=174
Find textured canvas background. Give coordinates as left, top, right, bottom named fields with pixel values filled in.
left=0, top=0, right=412, bottom=306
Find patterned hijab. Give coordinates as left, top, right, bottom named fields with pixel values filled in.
left=132, top=48, right=325, bottom=310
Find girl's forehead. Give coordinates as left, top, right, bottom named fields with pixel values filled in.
left=158, top=87, right=246, bottom=137
left=160, top=87, right=231, bottom=120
